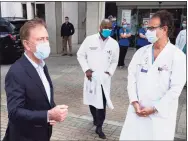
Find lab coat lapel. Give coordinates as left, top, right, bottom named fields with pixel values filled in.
left=148, top=42, right=171, bottom=74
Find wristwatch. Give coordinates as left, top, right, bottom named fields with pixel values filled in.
left=153, top=106, right=158, bottom=113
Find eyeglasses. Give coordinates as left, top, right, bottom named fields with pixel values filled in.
left=146, top=26, right=162, bottom=31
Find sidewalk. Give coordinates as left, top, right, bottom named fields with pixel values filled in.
left=0, top=44, right=187, bottom=140
left=0, top=104, right=185, bottom=141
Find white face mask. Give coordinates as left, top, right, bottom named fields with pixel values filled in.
left=145, top=30, right=159, bottom=44
left=182, top=23, right=186, bottom=28
left=34, top=42, right=51, bottom=60
left=112, top=18, right=116, bottom=21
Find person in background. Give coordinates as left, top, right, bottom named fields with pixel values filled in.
left=136, top=21, right=151, bottom=50
left=61, top=16, right=75, bottom=56
left=110, top=17, right=118, bottom=40
left=175, top=20, right=187, bottom=51
left=108, top=15, right=113, bottom=21
left=122, top=18, right=127, bottom=25
left=118, top=22, right=131, bottom=69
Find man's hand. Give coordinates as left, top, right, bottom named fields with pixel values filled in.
left=132, top=101, right=143, bottom=117
left=140, top=107, right=156, bottom=117
left=48, top=105, right=68, bottom=122
left=85, top=69, right=93, bottom=81
left=49, top=120, right=56, bottom=126
left=57, top=105, right=68, bottom=109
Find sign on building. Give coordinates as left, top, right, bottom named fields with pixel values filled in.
left=121, top=10, right=131, bottom=24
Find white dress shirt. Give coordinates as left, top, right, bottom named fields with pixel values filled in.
left=24, top=53, right=51, bottom=103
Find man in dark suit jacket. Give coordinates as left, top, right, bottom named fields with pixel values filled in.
left=3, top=18, right=68, bottom=141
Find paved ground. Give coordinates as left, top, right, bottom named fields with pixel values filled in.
left=0, top=44, right=187, bottom=140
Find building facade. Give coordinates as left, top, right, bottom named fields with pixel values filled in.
left=0, top=2, right=35, bottom=20
left=1, top=2, right=187, bottom=54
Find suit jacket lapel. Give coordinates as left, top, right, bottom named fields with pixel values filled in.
left=43, top=65, right=54, bottom=106
left=20, top=55, right=52, bottom=107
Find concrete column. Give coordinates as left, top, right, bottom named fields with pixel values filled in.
left=45, top=2, right=63, bottom=54
left=98, top=2, right=105, bottom=26
left=45, top=2, right=57, bottom=54
left=86, top=2, right=105, bottom=36
left=55, top=2, right=63, bottom=54
left=78, top=2, right=86, bottom=43
left=26, top=2, right=34, bottom=20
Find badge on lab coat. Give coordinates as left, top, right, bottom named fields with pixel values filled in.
left=141, top=65, right=148, bottom=73
left=89, top=47, right=98, bottom=50
left=141, top=67, right=148, bottom=73
left=86, top=77, right=97, bottom=95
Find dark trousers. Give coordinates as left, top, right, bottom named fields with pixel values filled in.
left=89, top=86, right=106, bottom=128
left=118, top=46, right=128, bottom=66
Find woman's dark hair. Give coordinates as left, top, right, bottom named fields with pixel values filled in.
left=152, top=10, right=174, bottom=37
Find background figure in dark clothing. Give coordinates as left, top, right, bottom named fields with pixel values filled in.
left=136, top=21, right=151, bottom=50
left=61, top=16, right=75, bottom=56
left=110, top=17, right=118, bottom=41
left=118, top=24, right=131, bottom=68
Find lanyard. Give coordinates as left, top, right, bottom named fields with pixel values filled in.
left=152, top=46, right=154, bottom=64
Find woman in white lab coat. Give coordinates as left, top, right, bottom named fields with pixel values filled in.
left=120, top=10, right=186, bottom=140
left=77, top=19, right=119, bottom=139
left=175, top=20, right=187, bottom=51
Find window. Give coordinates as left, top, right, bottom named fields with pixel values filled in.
left=36, top=4, right=45, bottom=21
left=22, top=4, right=27, bottom=19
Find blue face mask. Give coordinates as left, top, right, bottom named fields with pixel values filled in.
left=143, top=25, right=148, bottom=29
left=34, top=42, right=51, bottom=60
left=101, top=29, right=112, bottom=38
left=123, top=25, right=127, bottom=29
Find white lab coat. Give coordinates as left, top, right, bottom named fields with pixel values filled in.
left=175, top=29, right=187, bottom=50
left=77, top=33, right=119, bottom=109
left=120, top=42, right=186, bottom=140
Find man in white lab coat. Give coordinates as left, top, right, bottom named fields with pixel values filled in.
left=120, top=10, right=186, bottom=140
left=77, top=19, right=119, bottom=139
left=175, top=20, right=187, bottom=51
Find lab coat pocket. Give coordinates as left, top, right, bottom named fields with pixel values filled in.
left=159, top=69, right=171, bottom=92
left=86, top=80, right=97, bottom=102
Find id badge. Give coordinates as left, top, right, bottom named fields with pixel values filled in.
left=141, top=66, right=148, bottom=73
